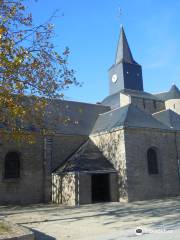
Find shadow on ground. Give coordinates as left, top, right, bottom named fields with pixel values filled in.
left=9, top=197, right=180, bottom=230
left=1, top=196, right=180, bottom=237
left=31, top=229, right=56, bottom=240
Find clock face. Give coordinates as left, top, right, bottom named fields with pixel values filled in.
left=112, top=74, right=117, bottom=83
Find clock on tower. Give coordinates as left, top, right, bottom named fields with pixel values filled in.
left=108, top=26, right=143, bottom=95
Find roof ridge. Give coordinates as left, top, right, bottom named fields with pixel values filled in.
left=99, top=104, right=130, bottom=116
left=154, top=91, right=168, bottom=95
left=153, top=109, right=180, bottom=130
left=124, top=103, right=131, bottom=125
left=167, top=110, right=173, bottom=128
left=152, top=109, right=168, bottom=115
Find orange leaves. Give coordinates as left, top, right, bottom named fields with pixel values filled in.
left=0, top=25, right=7, bottom=42
left=0, top=0, right=78, bottom=143
left=0, top=25, right=7, bottom=35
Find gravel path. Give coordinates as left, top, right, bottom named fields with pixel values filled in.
left=0, top=197, right=180, bottom=239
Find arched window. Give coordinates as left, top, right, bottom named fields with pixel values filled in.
left=147, top=148, right=159, bottom=175
left=4, top=152, right=20, bottom=179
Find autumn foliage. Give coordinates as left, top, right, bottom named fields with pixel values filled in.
left=0, top=0, right=79, bottom=142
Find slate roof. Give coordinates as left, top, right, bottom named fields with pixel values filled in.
left=91, top=104, right=170, bottom=134
left=154, top=85, right=180, bottom=101
left=115, top=26, right=137, bottom=65
left=0, top=96, right=110, bottom=135
left=55, top=140, right=116, bottom=173
left=44, top=99, right=110, bottom=136
left=153, top=110, right=180, bottom=131
left=101, top=89, right=160, bottom=109
left=101, top=91, right=121, bottom=109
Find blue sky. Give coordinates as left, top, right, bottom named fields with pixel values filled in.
left=26, top=0, right=180, bottom=103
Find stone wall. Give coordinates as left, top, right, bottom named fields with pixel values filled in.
left=109, top=173, right=118, bottom=202
left=130, top=97, right=165, bottom=114
left=52, top=172, right=118, bottom=205
left=0, top=134, right=45, bottom=204
left=52, top=173, right=76, bottom=205
left=124, top=128, right=180, bottom=201
left=91, top=127, right=180, bottom=203
left=119, top=93, right=165, bottom=114
left=0, top=132, right=87, bottom=205
left=90, top=130, right=128, bottom=202
left=120, top=93, right=130, bottom=107
left=165, top=99, right=180, bottom=114
left=35, top=133, right=87, bottom=203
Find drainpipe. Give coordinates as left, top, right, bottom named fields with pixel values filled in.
left=43, top=136, right=47, bottom=203
left=43, top=136, right=53, bottom=203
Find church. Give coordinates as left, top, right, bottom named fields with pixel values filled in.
left=0, top=26, right=180, bottom=205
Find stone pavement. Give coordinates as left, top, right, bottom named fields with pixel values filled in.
left=0, top=197, right=180, bottom=239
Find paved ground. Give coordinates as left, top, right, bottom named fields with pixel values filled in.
left=0, top=197, right=180, bottom=239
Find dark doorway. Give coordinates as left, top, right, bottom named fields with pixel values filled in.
left=91, top=174, right=110, bottom=203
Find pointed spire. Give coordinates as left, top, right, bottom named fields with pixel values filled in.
left=167, top=84, right=180, bottom=99
left=115, top=26, right=135, bottom=64
left=170, top=84, right=179, bottom=93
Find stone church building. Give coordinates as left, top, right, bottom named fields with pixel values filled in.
left=0, top=27, right=180, bottom=205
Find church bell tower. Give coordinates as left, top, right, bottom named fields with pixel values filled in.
left=109, top=26, right=144, bottom=95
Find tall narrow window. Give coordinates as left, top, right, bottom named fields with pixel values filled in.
left=143, top=99, right=146, bottom=109
left=147, top=148, right=159, bottom=175
left=153, top=100, right=157, bottom=109
left=4, top=152, right=20, bottom=179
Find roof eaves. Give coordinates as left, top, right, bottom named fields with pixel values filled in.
left=54, top=169, right=117, bottom=175
left=90, top=126, right=124, bottom=136
left=123, top=125, right=173, bottom=132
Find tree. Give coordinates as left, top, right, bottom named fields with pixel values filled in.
left=0, top=0, right=79, bottom=142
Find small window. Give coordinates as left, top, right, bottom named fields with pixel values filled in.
left=147, top=148, right=159, bottom=175
left=174, top=104, right=176, bottom=109
left=4, top=152, right=20, bottom=179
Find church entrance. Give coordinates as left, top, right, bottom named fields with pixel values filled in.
left=91, top=173, right=110, bottom=203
